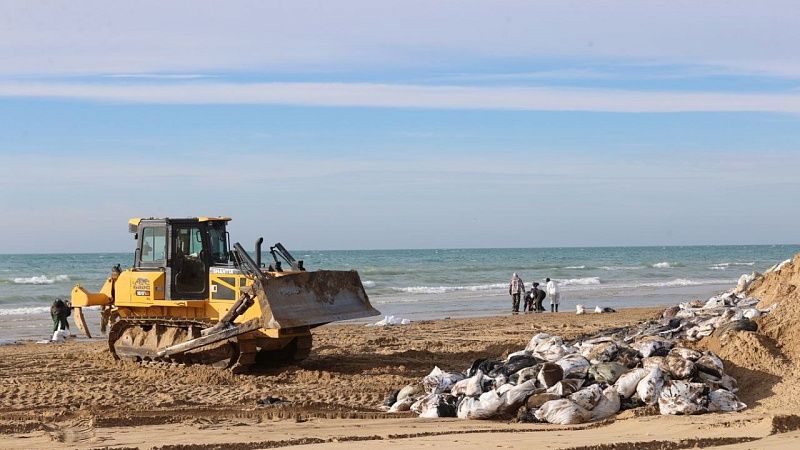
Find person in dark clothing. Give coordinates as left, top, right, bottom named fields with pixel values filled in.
left=524, top=287, right=536, bottom=312
left=50, top=298, right=71, bottom=333
left=535, top=285, right=547, bottom=312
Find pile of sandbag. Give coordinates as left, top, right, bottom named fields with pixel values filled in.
left=382, top=274, right=764, bottom=423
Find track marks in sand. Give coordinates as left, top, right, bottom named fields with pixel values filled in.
left=563, top=437, right=760, bottom=450
left=0, top=309, right=661, bottom=426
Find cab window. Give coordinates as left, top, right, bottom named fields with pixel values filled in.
left=141, top=227, right=166, bottom=262
left=208, top=224, right=229, bottom=264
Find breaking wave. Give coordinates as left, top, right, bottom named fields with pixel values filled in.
left=600, top=265, right=644, bottom=271
left=710, top=262, right=755, bottom=270
left=392, top=283, right=507, bottom=294
left=558, top=277, right=601, bottom=286
left=362, top=280, right=376, bottom=288
left=651, top=262, right=673, bottom=268
left=563, top=265, right=587, bottom=269
left=626, top=278, right=734, bottom=288
left=0, top=306, right=51, bottom=316
left=11, top=275, right=70, bottom=285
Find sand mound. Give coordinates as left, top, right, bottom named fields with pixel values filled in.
left=699, top=253, right=800, bottom=412
left=750, top=254, right=800, bottom=310
left=748, top=254, right=800, bottom=361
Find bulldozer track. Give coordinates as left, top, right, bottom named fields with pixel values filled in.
left=108, top=318, right=311, bottom=373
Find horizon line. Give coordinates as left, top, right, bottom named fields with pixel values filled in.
left=2, top=242, right=798, bottom=256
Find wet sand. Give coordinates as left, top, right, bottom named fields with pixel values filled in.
left=1, top=307, right=798, bottom=449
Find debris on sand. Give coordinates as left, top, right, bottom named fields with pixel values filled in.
left=383, top=270, right=771, bottom=422
left=367, top=315, right=412, bottom=326
left=257, top=396, right=287, bottom=406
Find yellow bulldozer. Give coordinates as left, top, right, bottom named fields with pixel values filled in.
left=70, top=216, right=379, bottom=372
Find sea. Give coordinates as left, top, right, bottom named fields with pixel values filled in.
left=1, top=245, right=798, bottom=342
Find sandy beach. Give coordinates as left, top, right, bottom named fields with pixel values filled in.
left=3, top=298, right=800, bottom=449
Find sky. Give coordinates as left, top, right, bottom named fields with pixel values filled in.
left=1, top=0, right=799, bottom=253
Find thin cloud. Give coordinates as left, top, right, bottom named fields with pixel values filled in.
left=1, top=81, right=800, bottom=113
left=104, top=74, right=216, bottom=80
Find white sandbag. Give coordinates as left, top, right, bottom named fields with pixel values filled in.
left=456, top=396, right=479, bottom=419
left=576, top=304, right=585, bottom=315
left=388, top=397, right=414, bottom=413
left=455, top=382, right=537, bottom=420
left=537, top=362, right=564, bottom=388
left=568, top=384, right=603, bottom=411
left=632, top=337, right=672, bottom=357
left=719, top=374, right=739, bottom=393
left=506, top=350, right=530, bottom=360
left=524, top=333, right=556, bottom=352
left=493, top=374, right=508, bottom=389
left=422, top=366, right=466, bottom=394
left=534, top=399, right=592, bottom=425
left=766, top=259, right=791, bottom=274
left=591, top=386, right=621, bottom=421
left=500, top=380, right=539, bottom=415
left=642, top=356, right=669, bottom=373
left=547, top=378, right=585, bottom=396
left=665, top=354, right=696, bottom=380
left=527, top=334, right=575, bottom=362
left=708, top=389, right=747, bottom=412
left=451, top=371, right=488, bottom=397
left=658, top=381, right=707, bottom=415
left=531, top=338, right=573, bottom=362
left=369, top=315, right=412, bottom=326
left=614, top=368, right=649, bottom=399
left=496, top=383, right=514, bottom=395
left=460, top=370, right=487, bottom=397
left=742, top=308, right=762, bottom=320
left=456, top=391, right=504, bottom=420
left=636, top=366, right=665, bottom=405
left=582, top=341, right=619, bottom=364
left=515, top=366, right=540, bottom=385
left=410, top=393, right=439, bottom=415
left=696, top=352, right=725, bottom=378
left=668, top=347, right=702, bottom=361
left=734, top=272, right=758, bottom=294
left=450, top=378, right=470, bottom=396
left=555, top=354, right=591, bottom=379
left=686, top=323, right=716, bottom=341
left=397, top=383, right=423, bottom=402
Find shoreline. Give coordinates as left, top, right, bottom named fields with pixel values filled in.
left=1, top=279, right=731, bottom=342
left=0, top=303, right=674, bottom=344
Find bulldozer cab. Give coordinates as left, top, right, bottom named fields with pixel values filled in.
left=132, top=217, right=231, bottom=300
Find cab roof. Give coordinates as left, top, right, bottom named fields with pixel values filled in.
left=128, top=216, right=232, bottom=232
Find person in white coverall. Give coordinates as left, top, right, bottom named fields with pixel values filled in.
left=546, top=277, right=560, bottom=312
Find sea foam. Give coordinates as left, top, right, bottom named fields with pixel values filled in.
left=393, top=283, right=507, bottom=294
left=0, top=306, right=51, bottom=316
left=12, top=275, right=70, bottom=285
left=651, top=262, right=673, bottom=268
left=558, top=277, right=601, bottom=286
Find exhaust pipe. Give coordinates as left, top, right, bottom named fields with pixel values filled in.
left=255, top=237, right=264, bottom=268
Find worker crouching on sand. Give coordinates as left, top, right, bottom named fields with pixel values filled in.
left=546, top=278, right=560, bottom=312
left=532, top=282, right=547, bottom=312
left=509, top=273, right=525, bottom=313
left=50, top=298, right=71, bottom=335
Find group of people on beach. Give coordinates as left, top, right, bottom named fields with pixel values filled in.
left=508, top=273, right=560, bottom=313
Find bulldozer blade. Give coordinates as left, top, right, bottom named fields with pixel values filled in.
left=72, top=307, right=92, bottom=338
left=260, top=270, right=380, bottom=329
